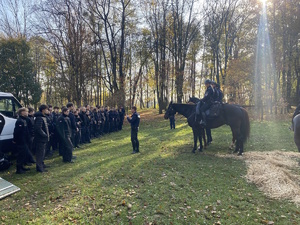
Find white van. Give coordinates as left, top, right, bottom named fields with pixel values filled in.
left=0, top=92, right=22, bottom=153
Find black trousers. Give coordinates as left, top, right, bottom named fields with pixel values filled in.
left=169, top=117, right=175, bottom=129
left=71, top=129, right=76, bottom=146
left=16, top=144, right=27, bottom=170
left=51, top=132, right=58, bottom=151
left=35, top=142, right=46, bottom=171
left=61, top=137, right=73, bottom=162
left=81, top=126, right=90, bottom=143
left=75, top=129, right=81, bottom=147
left=131, top=127, right=139, bottom=152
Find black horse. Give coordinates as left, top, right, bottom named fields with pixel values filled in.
left=164, top=102, right=250, bottom=155
left=164, top=103, right=206, bottom=153
left=188, top=97, right=213, bottom=145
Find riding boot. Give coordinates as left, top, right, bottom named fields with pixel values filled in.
left=200, top=112, right=207, bottom=126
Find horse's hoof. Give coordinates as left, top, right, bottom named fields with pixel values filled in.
left=237, top=152, right=243, bottom=156
left=192, top=150, right=196, bottom=154
left=198, top=147, right=203, bottom=152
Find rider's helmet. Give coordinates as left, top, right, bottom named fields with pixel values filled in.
left=204, top=79, right=211, bottom=85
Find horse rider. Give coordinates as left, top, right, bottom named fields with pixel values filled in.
left=196, top=79, right=214, bottom=126
left=211, top=81, right=219, bottom=102
left=216, top=83, right=223, bottom=102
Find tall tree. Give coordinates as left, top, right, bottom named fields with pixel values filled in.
left=0, top=38, right=42, bottom=106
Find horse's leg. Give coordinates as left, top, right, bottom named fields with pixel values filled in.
left=202, top=128, right=207, bottom=149
left=192, top=128, right=197, bottom=153
left=206, top=128, right=212, bottom=144
left=229, top=127, right=236, bottom=150
left=239, top=140, right=244, bottom=156
left=231, top=128, right=240, bottom=154
left=198, top=128, right=204, bottom=152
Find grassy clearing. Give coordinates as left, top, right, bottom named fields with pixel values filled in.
left=1, top=109, right=300, bottom=224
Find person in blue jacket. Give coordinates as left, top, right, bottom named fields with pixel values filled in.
left=126, top=106, right=140, bottom=154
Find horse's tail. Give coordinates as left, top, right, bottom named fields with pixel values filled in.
left=241, top=108, right=250, bottom=143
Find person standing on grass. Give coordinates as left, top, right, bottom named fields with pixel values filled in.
left=66, top=102, right=78, bottom=147
left=51, top=106, right=60, bottom=151
left=168, top=107, right=176, bottom=129
left=127, top=106, right=140, bottom=154
left=34, top=104, right=50, bottom=173
left=13, top=108, right=31, bottom=174
left=27, top=107, right=36, bottom=163
left=56, top=107, right=74, bottom=163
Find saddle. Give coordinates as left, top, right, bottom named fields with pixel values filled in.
left=205, top=102, right=222, bottom=118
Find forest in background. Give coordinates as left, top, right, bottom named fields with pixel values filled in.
left=0, top=0, right=299, bottom=117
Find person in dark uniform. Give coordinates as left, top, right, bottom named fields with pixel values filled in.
left=27, top=107, right=35, bottom=156
left=196, top=79, right=214, bottom=126
left=80, top=107, right=88, bottom=143
left=127, top=106, right=140, bottom=154
left=51, top=106, right=60, bottom=151
left=66, top=102, right=77, bottom=147
left=80, top=107, right=91, bottom=143
left=13, top=108, right=31, bottom=174
left=109, top=108, right=114, bottom=132
left=168, top=107, right=176, bottom=129
left=56, top=107, right=74, bottom=163
left=118, top=106, right=125, bottom=130
left=216, top=83, right=223, bottom=102
left=92, top=108, right=99, bottom=137
left=45, top=107, right=54, bottom=158
left=25, top=107, right=35, bottom=166
left=34, top=104, right=50, bottom=173
left=211, top=81, right=219, bottom=102
left=104, top=107, right=110, bottom=133
left=86, top=109, right=92, bottom=141
left=74, top=109, right=82, bottom=148
left=99, top=107, right=105, bottom=135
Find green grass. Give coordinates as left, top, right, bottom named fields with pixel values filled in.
left=1, top=109, right=300, bottom=224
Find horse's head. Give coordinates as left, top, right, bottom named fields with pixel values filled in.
left=187, top=96, right=200, bottom=104
left=164, top=101, right=173, bottom=119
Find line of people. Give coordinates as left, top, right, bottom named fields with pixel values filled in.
left=13, top=103, right=126, bottom=174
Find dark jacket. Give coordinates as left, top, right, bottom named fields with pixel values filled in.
left=52, top=112, right=59, bottom=128
left=119, top=108, right=125, bottom=122
left=13, top=116, right=30, bottom=145
left=69, top=111, right=77, bottom=131
left=168, top=108, right=176, bottom=119
left=46, top=114, right=55, bottom=134
left=56, top=114, right=72, bottom=143
left=75, top=115, right=82, bottom=129
left=34, top=112, right=50, bottom=143
left=127, top=112, right=140, bottom=128
left=27, top=115, right=35, bottom=137
left=217, top=88, right=223, bottom=102
left=79, top=112, right=89, bottom=127
left=202, top=86, right=214, bottom=104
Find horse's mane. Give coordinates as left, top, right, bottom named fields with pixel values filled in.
left=171, top=103, right=196, bottom=118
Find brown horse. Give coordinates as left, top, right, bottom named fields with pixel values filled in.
left=164, top=102, right=250, bottom=155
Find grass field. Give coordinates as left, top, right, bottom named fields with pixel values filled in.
left=1, top=109, right=300, bottom=225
